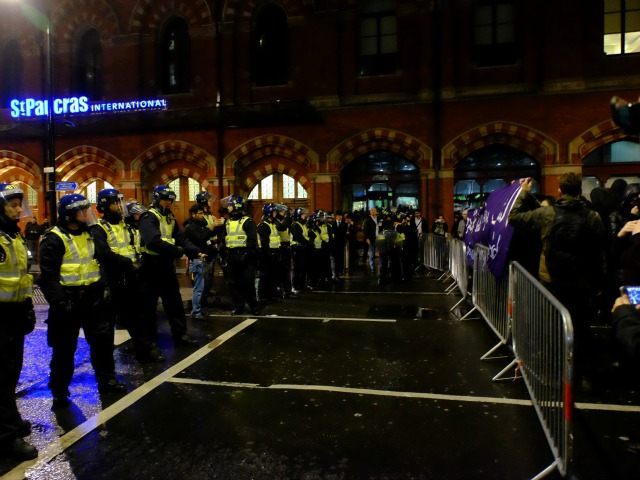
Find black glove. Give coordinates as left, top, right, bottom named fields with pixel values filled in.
left=23, top=308, right=36, bottom=334
left=175, top=246, right=185, bottom=258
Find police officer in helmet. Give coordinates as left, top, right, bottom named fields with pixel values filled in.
left=92, top=189, right=147, bottom=361
left=0, top=184, right=38, bottom=460
left=39, top=193, right=126, bottom=409
left=138, top=185, right=203, bottom=356
left=221, top=195, right=260, bottom=314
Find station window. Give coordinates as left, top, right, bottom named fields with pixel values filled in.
left=1, top=39, right=22, bottom=108
left=359, top=0, right=397, bottom=76
left=74, top=29, right=102, bottom=99
left=249, top=174, right=307, bottom=200
left=604, top=0, right=640, bottom=55
left=473, top=0, right=517, bottom=66
left=253, top=4, right=289, bottom=86
left=584, top=140, right=640, bottom=164
left=160, top=17, right=191, bottom=94
left=85, top=180, right=114, bottom=204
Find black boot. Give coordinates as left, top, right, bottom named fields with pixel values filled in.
left=2, top=438, right=38, bottom=461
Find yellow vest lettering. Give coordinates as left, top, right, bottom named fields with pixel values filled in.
left=226, top=217, right=249, bottom=249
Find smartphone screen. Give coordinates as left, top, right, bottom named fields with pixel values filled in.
left=624, top=286, right=640, bottom=305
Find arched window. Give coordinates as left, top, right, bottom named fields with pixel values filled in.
left=1, top=40, right=23, bottom=108
left=248, top=174, right=307, bottom=200
left=253, top=4, right=289, bottom=86
left=359, top=0, right=397, bottom=76
left=74, top=29, right=102, bottom=99
left=85, top=180, right=114, bottom=204
left=160, top=17, right=191, bottom=94
left=584, top=140, right=640, bottom=164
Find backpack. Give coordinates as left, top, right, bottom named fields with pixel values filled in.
left=545, top=204, right=600, bottom=287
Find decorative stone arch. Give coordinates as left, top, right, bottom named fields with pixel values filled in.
left=52, top=0, right=120, bottom=45
left=132, top=140, right=216, bottom=186
left=236, top=157, right=310, bottom=198
left=327, top=128, right=432, bottom=173
left=56, top=146, right=125, bottom=184
left=222, top=0, right=308, bottom=23
left=568, top=119, right=626, bottom=164
left=0, top=151, right=42, bottom=189
left=225, top=134, right=319, bottom=175
left=442, top=121, right=559, bottom=169
left=129, top=0, right=213, bottom=33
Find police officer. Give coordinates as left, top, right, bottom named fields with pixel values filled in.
left=257, top=203, right=282, bottom=301
left=39, top=194, right=126, bottom=409
left=194, top=191, right=223, bottom=308
left=138, top=185, right=203, bottom=355
left=290, top=207, right=311, bottom=293
left=92, top=189, right=147, bottom=361
left=221, top=195, right=260, bottom=314
left=0, top=184, right=37, bottom=460
left=273, top=205, right=293, bottom=296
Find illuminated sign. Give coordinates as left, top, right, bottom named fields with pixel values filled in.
left=10, top=96, right=168, bottom=119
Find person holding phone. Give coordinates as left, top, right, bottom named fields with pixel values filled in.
left=612, top=288, right=640, bottom=363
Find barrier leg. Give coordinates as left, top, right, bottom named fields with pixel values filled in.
left=529, top=460, right=559, bottom=480
left=480, top=341, right=511, bottom=360
left=437, top=271, right=450, bottom=282
left=449, top=295, right=467, bottom=312
left=458, top=305, right=478, bottom=321
left=445, top=281, right=458, bottom=293
left=492, top=358, right=520, bottom=382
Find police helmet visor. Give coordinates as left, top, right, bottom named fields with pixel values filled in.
left=126, top=202, right=148, bottom=217
left=0, top=185, right=32, bottom=219
left=62, top=198, right=97, bottom=225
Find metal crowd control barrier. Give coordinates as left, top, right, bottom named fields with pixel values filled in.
left=494, top=262, right=574, bottom=480
left=423, top=233, right=449, bottom=278
left=447, top=238, right=472, bottom=316
left=471, top=244, right=510, bottom=356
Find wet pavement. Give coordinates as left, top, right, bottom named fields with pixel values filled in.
left=1, top=270, right=639, bottom=479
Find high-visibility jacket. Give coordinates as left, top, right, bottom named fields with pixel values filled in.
left=226, top=217, right=249, bottom=249
left=143, top=208, right=175, bottom=255
left=260, top=222, right=281, bottom=249
left=0, top=231, right=33, bottom=302
left=204, top=214, right=217, bottom=230
left=278, top=226, right=290, bottom=244
left=50, top=227, right=101, bottom=287
left=97, top=219, right=138, bottom=262
left=290, top=221, right=309, bottom=247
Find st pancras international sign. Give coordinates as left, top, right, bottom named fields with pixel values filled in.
left=10, top=96, right=168, bottom=119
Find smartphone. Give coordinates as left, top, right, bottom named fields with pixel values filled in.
left=621, top=286, right=640, bottom=305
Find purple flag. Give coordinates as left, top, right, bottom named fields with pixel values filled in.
left=485, top=182, right=522, bottom=278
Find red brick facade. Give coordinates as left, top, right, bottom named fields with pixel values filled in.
left=0, top=0, right=638, bottom=225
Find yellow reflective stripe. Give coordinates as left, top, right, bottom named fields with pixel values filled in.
left=269, top=223, right=281, bottom=249
left=320, top=224, right=330, bottom=242
left=51, top=227, right=100, bottom=286
left=0, top=233, right=32, bottom=302
left=144, top=209, right=176, bottom=255
left=226, top=217, right=249, bottom=248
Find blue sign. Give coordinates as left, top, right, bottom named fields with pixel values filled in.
left=10, top=96, right=168, bottom=119
left=55, top=182, right=78, bottom=192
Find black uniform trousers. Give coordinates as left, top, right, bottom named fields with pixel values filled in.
left=224, top=249, right=257, bottom=310
left=46, top=284, right=115, bottom=396
left=258, top=249, right=281, bottom=300
left=139, top=255, right=187, bottom=346
left=292, top=246, right=308, bottom=291
left=106, top=269, right=145, bottom=351
left=279, top=244, right=293, bottom=294
left=0, top=303, right=29, bottom=444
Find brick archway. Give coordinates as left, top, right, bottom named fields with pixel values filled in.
left=222, top=0, right=308, bottom=23
left=442, top=121, right=558, bottom=169
left=129, top=0, right=212, bottom=33
left=225, top=134, right=319, bottom=176
left=327, top=128, right=432, bottom=173
left=132, top=140, right=216, bottom=186
left=56, top=146, right=125, bottom=185
left=52, top=0, right=120, bottom=44
left=0, top=151, right=42, bottom=190
left=236, top=157, right=310, bottom=198
left=569, top=119, right=625, bottom=164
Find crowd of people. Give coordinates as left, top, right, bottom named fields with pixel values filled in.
left=0, top=181, right=441, bottom=461
left=506, top=173, right=640, bottom=386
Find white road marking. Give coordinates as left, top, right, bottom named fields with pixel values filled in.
left=3, top=319, right=257, bottom=480
left=166, top=379, right=640, bottom=414
left=206, top=313, right=397, bottom=323
left=312, top=291, right=449, bottom=295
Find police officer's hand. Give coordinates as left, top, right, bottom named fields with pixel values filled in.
left=23, top=308, right=36, bottom=334
left=175, top=246, right=185, bottom=258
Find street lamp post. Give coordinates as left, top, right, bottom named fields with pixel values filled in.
left=5, top=0, right=56, bottom=222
